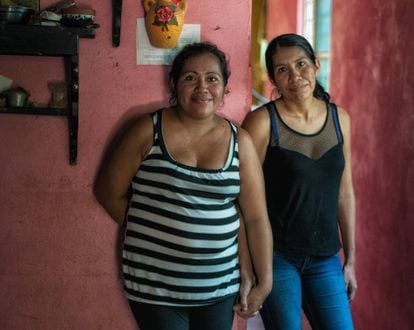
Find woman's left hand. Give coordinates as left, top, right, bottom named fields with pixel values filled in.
left=343, top=261, right=357, bottom=301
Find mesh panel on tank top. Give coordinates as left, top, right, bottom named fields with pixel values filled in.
left=270, top=104, right=341, bottom=160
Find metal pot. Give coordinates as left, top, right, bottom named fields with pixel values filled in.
left=0, top=6, right=35, bottom=24
left=1, top=87, right=30, bottom=107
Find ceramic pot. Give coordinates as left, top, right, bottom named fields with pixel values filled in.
left=142, top=0, right=187, bottom=49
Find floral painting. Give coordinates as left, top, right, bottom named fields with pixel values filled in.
left=152, top=3, right=179, bottom=31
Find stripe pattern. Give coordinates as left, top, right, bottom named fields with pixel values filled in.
left=123, top=111, right=241, bottom=306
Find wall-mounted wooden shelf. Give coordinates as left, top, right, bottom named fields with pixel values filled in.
left=0, top=24, right=96, bottom=165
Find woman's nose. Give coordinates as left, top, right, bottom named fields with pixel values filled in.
left=289, top=69, right=301, bottom=81
left=196, top=78, right=207, bottom=89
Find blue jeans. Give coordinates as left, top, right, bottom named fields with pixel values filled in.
left=260, top=251, right=354, bottom=330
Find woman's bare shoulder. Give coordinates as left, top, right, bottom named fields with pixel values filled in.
left=113, top=112, right=155, bottom=161
left=335, top=105, right=351, bottom=129
left=242, top=105, right=270, bottom=133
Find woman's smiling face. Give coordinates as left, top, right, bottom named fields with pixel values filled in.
left=175, top=53, right=226, bottom=120
left=271, top=46, right=320, bottom=101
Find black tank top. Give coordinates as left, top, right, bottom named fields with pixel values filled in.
left=263, top=101, right=344, bottom=256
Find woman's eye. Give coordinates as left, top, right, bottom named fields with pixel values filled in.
left=277, top=67, right=287, bottom=74
left=207, top=76, right=219, bottom=82
left=298, top=61, right=306, bottom=67
left=184, top=75, right=196, bottom=81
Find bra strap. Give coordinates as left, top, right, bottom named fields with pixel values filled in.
left=264, top=102, right=280, bottom=146
left=330, top=103, right=343, bottom=144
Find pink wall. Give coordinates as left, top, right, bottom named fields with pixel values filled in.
left=263, top=0, right=297, bottom=99
left=331, top=1, right=414, bottom=328
left=0, top=1, right=252, bottom=329
left=266, top=0, right=297, bottom=37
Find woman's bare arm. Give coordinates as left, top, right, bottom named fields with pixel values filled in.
left=236, top=127, right=273, bottom=318
left=337, top=107, right=357, bottom=301
left=94, top=115, right=153, bottom=225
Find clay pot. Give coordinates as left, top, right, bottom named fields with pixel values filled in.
left=142, top=0, right=188, bottom=49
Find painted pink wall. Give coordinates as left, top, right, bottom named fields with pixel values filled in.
left=264, top=0, right=297, bottom=99
left=0, top=1, right=251, bottom=329
left=331, top=1, right=414, bottom=328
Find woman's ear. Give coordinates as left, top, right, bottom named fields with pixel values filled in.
left=170, top=78, right=176, bottom=94
left=268, top=74, right=277, bottom=88
left=315, top=58, right=321, bottom=74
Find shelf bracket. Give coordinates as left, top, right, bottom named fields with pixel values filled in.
left=112, top=0, right=123, bottom=47
left=67, top=52, right=79, bottom=165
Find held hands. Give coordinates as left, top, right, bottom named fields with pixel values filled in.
left=234, top=284, right=266, bottom=319
left=343, top=261, right=357, bottom=301
left=233, top=269, right=268, bottom=319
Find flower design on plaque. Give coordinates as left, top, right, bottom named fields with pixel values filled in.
left=142, top=0, right=188, bottom=48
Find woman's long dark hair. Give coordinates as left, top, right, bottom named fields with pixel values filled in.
left=265, top=33, right=330, bottom=102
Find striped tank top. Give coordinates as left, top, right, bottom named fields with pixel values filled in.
left=122, top=110, right=241, bottom=306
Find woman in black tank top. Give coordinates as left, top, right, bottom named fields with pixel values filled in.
left=242, top=34, right=357, bottom=330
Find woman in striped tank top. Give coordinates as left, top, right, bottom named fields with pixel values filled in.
left=95, top=42, right=273, bottom=330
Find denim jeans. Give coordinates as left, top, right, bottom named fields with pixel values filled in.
left=260, top=251, right=354, bottom=330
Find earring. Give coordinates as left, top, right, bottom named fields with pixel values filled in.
left=275, top=85, right=282, bottom=97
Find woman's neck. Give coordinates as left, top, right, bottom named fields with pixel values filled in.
left=278, top=97, right=318, bottom=120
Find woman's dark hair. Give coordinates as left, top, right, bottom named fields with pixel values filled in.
left=169, top=42, right=230, bottom=105
left=265, top=33, right=330, bottom=102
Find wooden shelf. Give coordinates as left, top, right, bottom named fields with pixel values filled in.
left=0, top=24, right=96, bottom=165
left=0, top=106, right=69, bottom=116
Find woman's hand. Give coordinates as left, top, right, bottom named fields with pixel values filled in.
left=343, top=261, right=357, bottom=301
left=234, top=260, right=256, bottom=318
left=234, top=285, right=266, bottom=319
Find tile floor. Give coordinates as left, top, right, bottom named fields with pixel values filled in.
left=246, top=313, right=312, bottom=330
left=246, top=314, right=265, bottom=330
